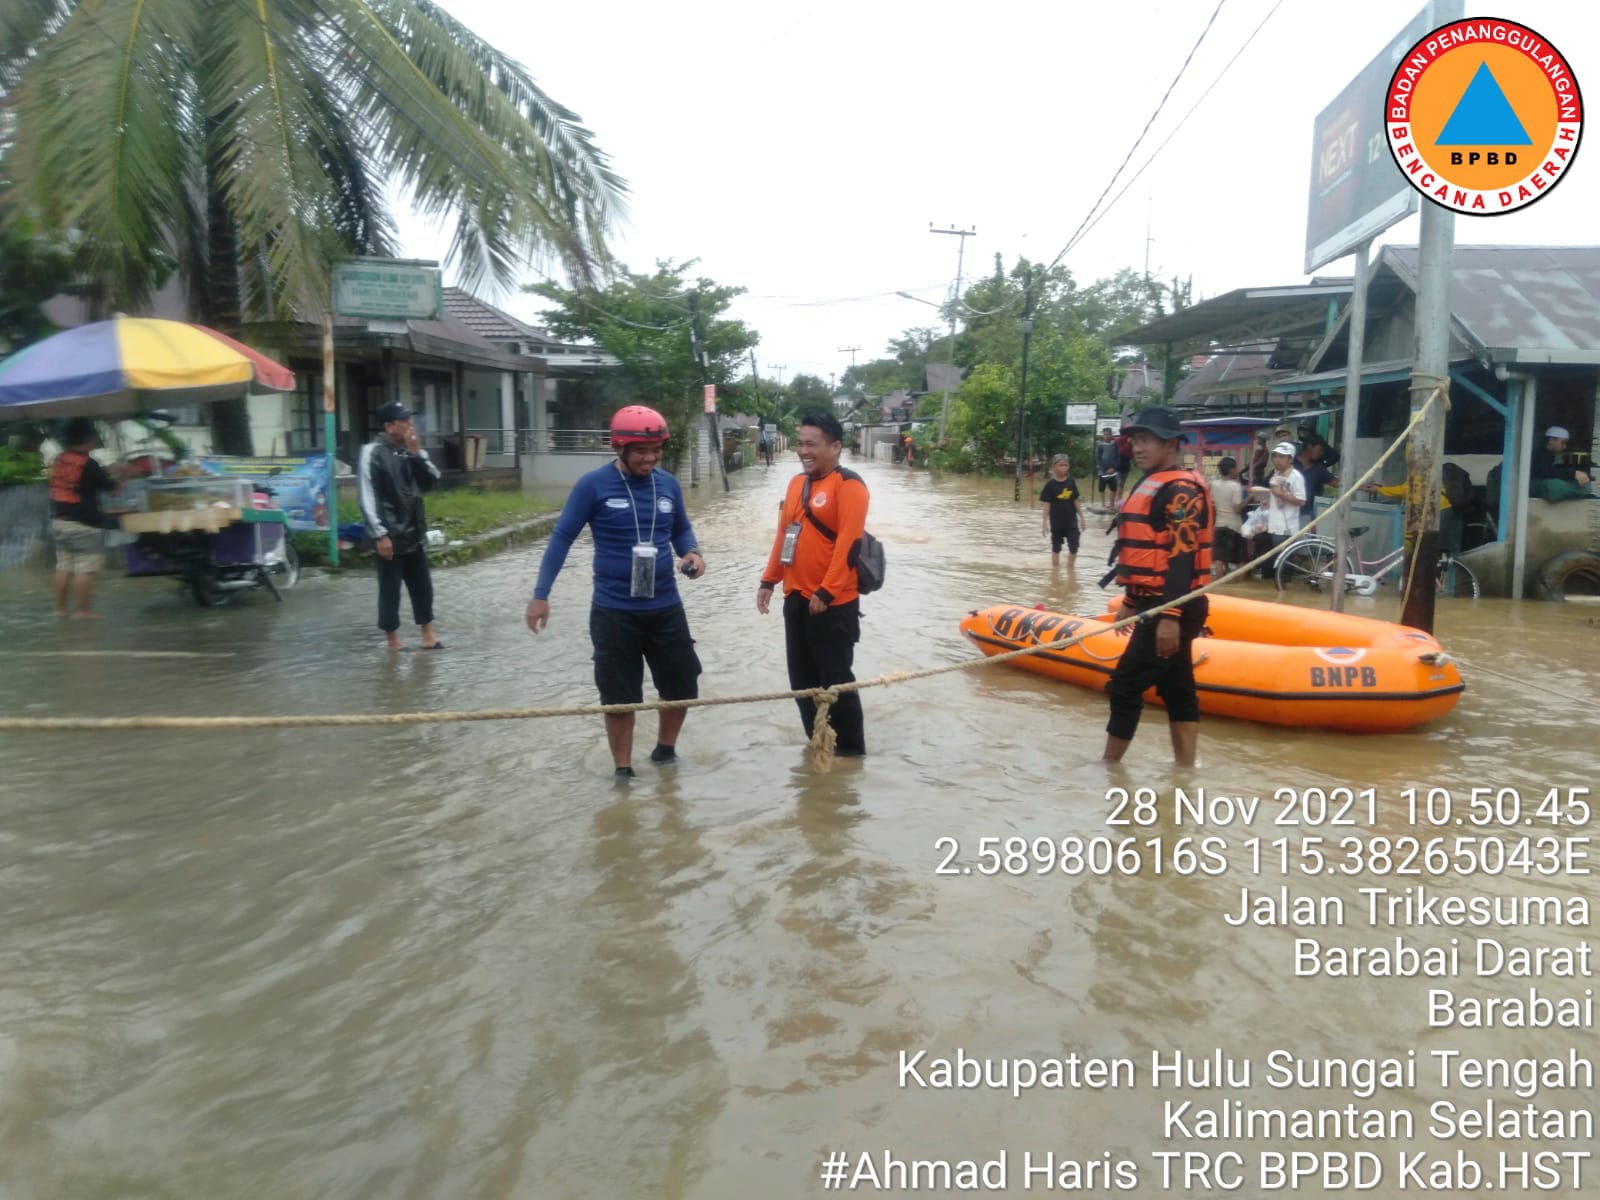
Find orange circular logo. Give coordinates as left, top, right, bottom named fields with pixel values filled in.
left=1386, top=19, right=1582, bottom=215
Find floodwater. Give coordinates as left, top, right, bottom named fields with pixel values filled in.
left=1, top=457, right=1595, bottom=1198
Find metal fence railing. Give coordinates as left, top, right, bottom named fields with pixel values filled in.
left=0, top=484, right=52, bottom=568
left=465, top=428, right=516, bottom=456
left=518, top=428, right=612, bottom=454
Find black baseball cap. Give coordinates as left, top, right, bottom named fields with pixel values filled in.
left=1124, top=406, right=1187, bottom=442
left=377, top=401, right=413, bottom=423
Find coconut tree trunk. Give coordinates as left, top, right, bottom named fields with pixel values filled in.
left=202, top=162, right=255, bottom=456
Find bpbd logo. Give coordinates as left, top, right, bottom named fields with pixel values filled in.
left=1386, top=18, right=1581, bottom=215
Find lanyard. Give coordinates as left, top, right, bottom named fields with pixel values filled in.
left=621, top=463, right=658, bottom=544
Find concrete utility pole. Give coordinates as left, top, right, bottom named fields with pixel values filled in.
left=1329, top=239, right=1371, bottom=612
left=1014, top=268, right=1035, bottom=503
left=1400, top=201, right=1454, bottom=632
left=930, top=223, right=976, bottom=444
left=688, top=293, right=729, bottom=493
left=837, top=346, right=860, bottom=369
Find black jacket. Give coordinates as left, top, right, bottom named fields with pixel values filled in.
left=358, top=437, right=440, bottom=554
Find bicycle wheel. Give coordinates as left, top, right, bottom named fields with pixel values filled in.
left=1436, top=555, right=1479, bottom=599
left=1275, top=540, right=1352, bottom=592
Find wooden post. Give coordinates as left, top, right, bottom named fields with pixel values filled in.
left=322, top=310, right=339, bottom=566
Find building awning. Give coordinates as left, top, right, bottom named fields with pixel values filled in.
left=1180, top=407, right=1341, bottom=429
left=1119, top=282, right=1351, bottom=347
left=1266, top=356, right=1472, bottom=394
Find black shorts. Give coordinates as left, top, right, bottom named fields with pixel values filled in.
left=1213, top=527, right=1247, bottom=564
left=590, top=603, right=702, bottom=705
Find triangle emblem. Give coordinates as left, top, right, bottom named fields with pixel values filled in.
left=1436, top=61, right=1532, bottom=145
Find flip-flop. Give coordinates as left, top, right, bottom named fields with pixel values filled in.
left=420, top=642, right=445, bottom=650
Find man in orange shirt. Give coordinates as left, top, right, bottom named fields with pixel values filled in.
left=757, top=411, right=870, bottom=758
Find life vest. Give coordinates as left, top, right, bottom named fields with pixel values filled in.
left=49, top=450, right=91, bottom=506
left=1103, top=468, right=1213, bottom=593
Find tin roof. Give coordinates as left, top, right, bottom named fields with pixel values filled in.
left=1381, top=245, right=1600, bottom=363
left=1117, top=281, right=1352, bottom=347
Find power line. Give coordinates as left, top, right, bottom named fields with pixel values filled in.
left=1067, top=0, right=1287, bottom=257
left=1046, top=0, right=1228, bottom=273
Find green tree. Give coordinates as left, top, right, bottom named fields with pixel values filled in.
left=944, top=258, right=1113, bottom=464
left=780, top=373, right=833, bottom=420
left=0, top=180, right=78, bottom=356
left=530, top=260, right=759, bottom=472
left=2, top=0, right=624, bottom=450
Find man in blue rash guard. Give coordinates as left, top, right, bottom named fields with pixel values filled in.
left=525, top=405, right=707, bottom=778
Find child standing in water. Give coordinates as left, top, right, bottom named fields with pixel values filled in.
left=1209, top=456, right=1246, bottom=576
left=1039, top=453, right=1086, bottom=567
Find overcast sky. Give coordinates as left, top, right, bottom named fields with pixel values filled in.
left=399, top=0, right=1598, bottom=384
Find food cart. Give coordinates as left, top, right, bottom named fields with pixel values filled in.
left=118, top=474, right=301, bottom=607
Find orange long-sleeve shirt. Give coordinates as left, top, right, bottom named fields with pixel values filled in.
left=760, top=468, right=870, bottom=605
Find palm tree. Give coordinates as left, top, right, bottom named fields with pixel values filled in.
left=0, top=0, right=625, bottom=451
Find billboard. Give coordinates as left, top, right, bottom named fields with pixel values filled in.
left=1303, top=4, right=1444, bottom=272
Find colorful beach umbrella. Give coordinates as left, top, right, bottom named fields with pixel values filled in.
left=0, top=317, right=295, bottom=419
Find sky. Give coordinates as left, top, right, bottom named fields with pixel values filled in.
left=398, top=0, right=1599, bottom=386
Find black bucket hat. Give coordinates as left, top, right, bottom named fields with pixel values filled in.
left=1124, top=406, right=1187, bottom=442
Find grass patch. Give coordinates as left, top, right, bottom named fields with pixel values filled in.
left=426, top=489, right=558, bottom=539
left=293, top=488, right=557, bottom=566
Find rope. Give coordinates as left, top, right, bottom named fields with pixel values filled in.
left=0, top=389, right=1454, bottom=768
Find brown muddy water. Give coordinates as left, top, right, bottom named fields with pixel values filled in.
left=1, top=457, right=1595, bottom=1198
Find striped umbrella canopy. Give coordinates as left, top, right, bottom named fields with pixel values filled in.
left=0, top=318, right=295, bottom=419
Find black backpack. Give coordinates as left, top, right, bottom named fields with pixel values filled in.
left=800, top=470, right=885, bottom=594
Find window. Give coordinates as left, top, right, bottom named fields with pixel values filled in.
left=288, top=360, right=324, bottom=450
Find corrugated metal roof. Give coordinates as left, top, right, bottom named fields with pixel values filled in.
left=1382, top=245, right=1600, bottom=360
left=1117, top=281, right=1351, bottom=346
left=1172, top=343, right=1287, bottom=405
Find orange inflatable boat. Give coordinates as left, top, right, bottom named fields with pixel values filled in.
left=959, top=594, right=1464, bottom=732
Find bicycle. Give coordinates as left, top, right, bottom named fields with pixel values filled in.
left=1273, top=526, right=1480, bottom=599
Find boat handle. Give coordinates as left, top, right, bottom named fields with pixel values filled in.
left=1417, top=651, right=1453, bottom=665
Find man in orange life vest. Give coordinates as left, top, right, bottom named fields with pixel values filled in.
left=1101, top=406, right=1213, bottom=767
left=48, top=417, right=129, bottom=618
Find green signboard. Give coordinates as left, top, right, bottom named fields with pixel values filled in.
left=332, top=258, right=443, bottom=321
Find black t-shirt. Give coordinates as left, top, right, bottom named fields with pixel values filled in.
left=49, top=451, right=117, bottom=528
left=1039, top=476, right=1082, bottom=527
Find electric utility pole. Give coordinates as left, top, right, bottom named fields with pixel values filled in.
left=1014, top=268, right=1035, bottom=503
left=930, top=223, right=975, bottom=444
left=688, top=293, right=729, bottom=493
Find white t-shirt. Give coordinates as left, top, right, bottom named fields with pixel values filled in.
left=1210, top=477, right=1244, bottom=532
left=1265, top=469, right=1306, bottom=536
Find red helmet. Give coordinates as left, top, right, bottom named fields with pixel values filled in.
left=610, top=405, right=669, bottom=447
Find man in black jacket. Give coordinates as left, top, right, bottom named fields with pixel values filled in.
left=359, top=401, right=442, bottom=649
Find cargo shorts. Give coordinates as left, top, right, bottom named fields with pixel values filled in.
left=51, top=519, right=106, bottom=574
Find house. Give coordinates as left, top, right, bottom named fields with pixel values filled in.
left=36, top=279, right=621, bottom=486
left=1120, top=248, right=1600, bottom=596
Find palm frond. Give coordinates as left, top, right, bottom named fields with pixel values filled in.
left=8, top=0, right=195, bottom=307
left=0, top=0, right=67, bottom=78
left=201, top=0, right=343, bottom=318
left=327, top=0, right=622, bottom=288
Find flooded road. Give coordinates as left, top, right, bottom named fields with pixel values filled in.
left=2, top=457, right=1596, bottom=1198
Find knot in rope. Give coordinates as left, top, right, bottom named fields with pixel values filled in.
left=807, top=688, right=841, bottom=773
